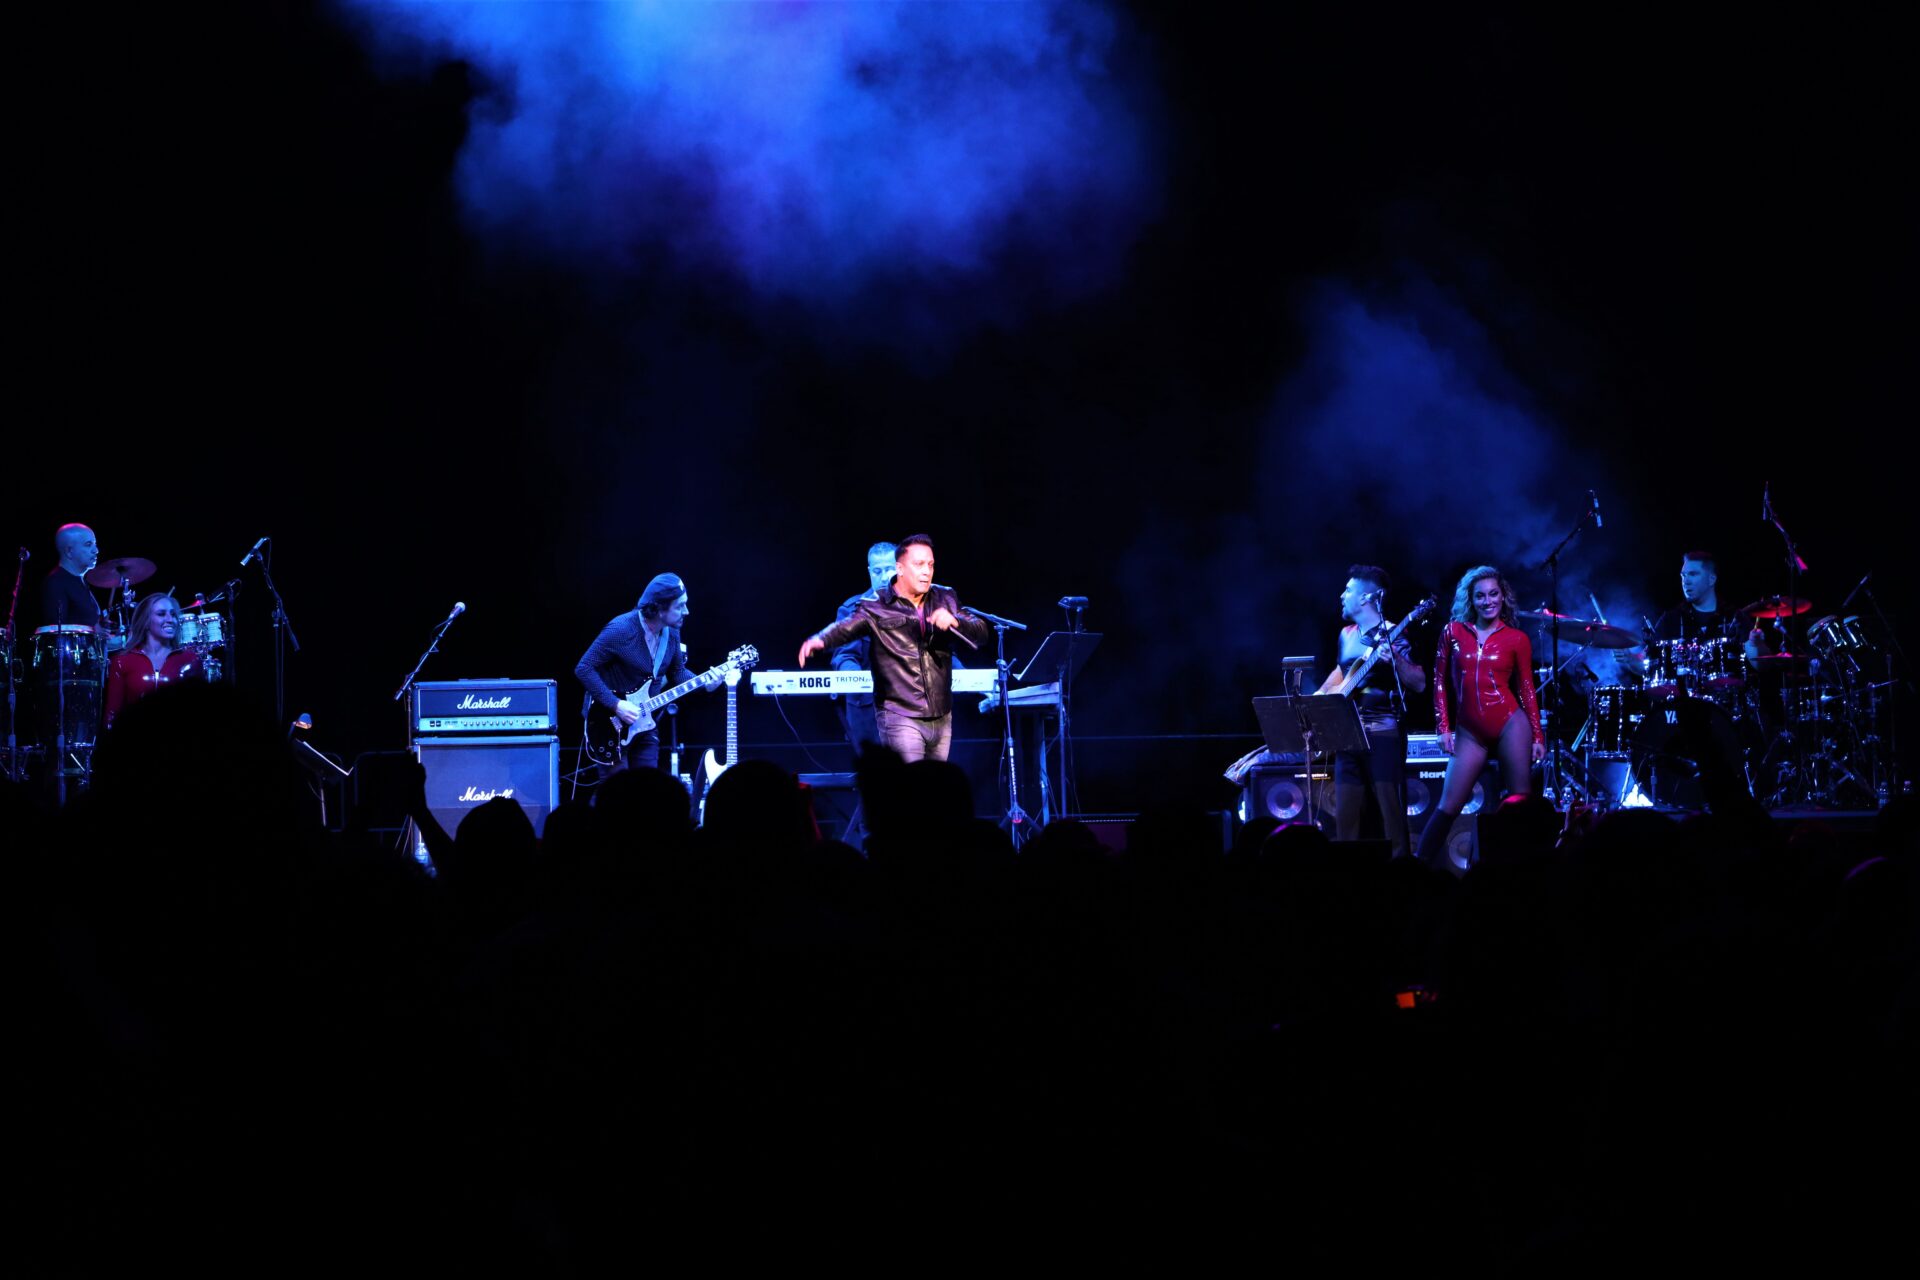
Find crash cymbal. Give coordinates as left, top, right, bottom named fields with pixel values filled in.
left=1751, top=650, right=1812, bottom=670
left=1518, top=607, right=1594, bottom=624
left=84, top=556, right=156, bottom=589
left=1566, top=622, right=1639, bottom=649
left=1740, top=594, right=1813, bottom=619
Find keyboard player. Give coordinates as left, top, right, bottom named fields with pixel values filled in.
left=829, top=541, right=898, bottom=752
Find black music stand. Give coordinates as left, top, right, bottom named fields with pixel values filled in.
left=1252, top=694, right=1368, bottom=829
left=1016, top=630, right=1100, bottom=820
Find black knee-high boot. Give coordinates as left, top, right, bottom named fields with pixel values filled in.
left=1416, top=808, right=1458, bottom=868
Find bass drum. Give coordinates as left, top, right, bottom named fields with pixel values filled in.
left=1629, top=693, right=1755, bottom=809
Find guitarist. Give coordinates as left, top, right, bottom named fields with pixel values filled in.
left=1314, top=565, right=1427, bottom=859
left=574, top=573, right=715, bottom=774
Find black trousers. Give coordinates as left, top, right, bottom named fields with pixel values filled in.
left=1333, top=718, right=1410, bottom=858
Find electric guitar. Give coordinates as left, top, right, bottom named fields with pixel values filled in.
left=603, top=645, right=759, bottom=752
left=697, top=666, right=743, bottom=824
left=1327, top=596, right=1437, bottom=696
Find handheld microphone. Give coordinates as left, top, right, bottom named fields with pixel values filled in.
left=239, top=536, right=269, bottom=568
left=17, top=547, right=28, bottom=561
left=1589, top=490, right=1603, bottom=529
left=443, top=601, right=466, bottom=626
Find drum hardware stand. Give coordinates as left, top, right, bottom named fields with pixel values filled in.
left=971, top=606, right=1033, bottom=847
left=1535, top=496, right=1603, bottom=809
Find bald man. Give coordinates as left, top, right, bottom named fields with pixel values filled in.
left=40, top=523, right=103, bottom=630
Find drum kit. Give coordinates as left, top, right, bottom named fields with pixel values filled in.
left=1519, top=592, right=1896, bottom=812
left=3, top=554, right=232, bottom=786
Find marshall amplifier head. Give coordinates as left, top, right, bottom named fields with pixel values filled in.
left=413, top=735, right=560, bottom=838
left=411, top=679, right=559, bottom=737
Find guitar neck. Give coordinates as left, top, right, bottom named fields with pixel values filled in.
left=724, top=682, right=738, bottom=766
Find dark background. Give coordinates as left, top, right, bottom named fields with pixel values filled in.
left=14, top=4, right=1914, bottom=808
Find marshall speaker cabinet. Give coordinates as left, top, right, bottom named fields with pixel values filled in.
left=412, top=735, right=560, bottom=839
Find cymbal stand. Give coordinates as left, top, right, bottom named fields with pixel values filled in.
left=1536, top=499, right=1602, bottom=808
left=1762, top=481, right=1809, bottom=655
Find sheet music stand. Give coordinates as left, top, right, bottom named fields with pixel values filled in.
left=1251, top=694, right=1369, bottom=829
left=1017, top=631, right=1100, bottom=820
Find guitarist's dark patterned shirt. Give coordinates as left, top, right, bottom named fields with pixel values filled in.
left=575, top=610, right=693, bottom=713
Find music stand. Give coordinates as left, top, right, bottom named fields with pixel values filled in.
left=1016, top=631, right=1100, bottom=820
left=1252, top=694, right=1369, bottom=829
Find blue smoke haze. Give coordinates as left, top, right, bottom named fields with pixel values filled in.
left=1112, top=274, right=1657, bottom=725
left=337, top=0, right=1159, bottom=325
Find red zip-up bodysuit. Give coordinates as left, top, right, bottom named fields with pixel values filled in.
left=104, top=649, right=206, bottom=727
left=1434, top=620, right=1543, bottom=748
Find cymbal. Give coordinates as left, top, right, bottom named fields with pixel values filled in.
left=1566, top=622, right=1639, bottom=649
left=84, top=557, right=157, bottom=589
left=1751, top=651, right=1812, bottom=670
left=1740, top=594, right=1812, bottom=619
left=1518, top=607, right=1594, bottom=624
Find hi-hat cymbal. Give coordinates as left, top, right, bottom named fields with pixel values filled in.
left=84, top=557, right=157, bottom=589
left=1740, top=594, right=1813, bottom=619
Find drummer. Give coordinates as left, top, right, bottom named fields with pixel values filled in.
left=40, top=523, right=103, bottom=631
left=104, top=595, right=206, bottom=727
left=1638, top=551, right=1766, bottom=666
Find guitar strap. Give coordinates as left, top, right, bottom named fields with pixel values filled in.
left=639, top=620, right=674, bottom=703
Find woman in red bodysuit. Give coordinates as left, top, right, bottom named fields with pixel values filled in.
left=1415, top=565, right=1545, bottom=868
left=104, top=595, right=205, bottom=727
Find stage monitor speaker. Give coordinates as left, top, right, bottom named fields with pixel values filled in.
left=1240, top=765, right=1336, bottom=835
left=1404, top=757, right=1501, bottom=875
left=414, top=735, right=560, bottom=838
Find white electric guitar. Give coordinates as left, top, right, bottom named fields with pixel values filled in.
left=698, top=666, right=744, bottom=823
left=605, top=644, right=759, bottom=751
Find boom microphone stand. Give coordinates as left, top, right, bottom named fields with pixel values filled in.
left=248, top=540, right=301, bottom=728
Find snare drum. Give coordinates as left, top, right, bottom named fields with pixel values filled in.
left=29, top=625, right=108, bottom=753
left=178, top=612, right=227, bottom=649
left=1587, top=685, right=1648, bottom=757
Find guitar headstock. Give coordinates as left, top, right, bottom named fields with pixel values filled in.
left=1411, top=595, right=1439, bottom=620
left=727, top=644, right=760, bottom=671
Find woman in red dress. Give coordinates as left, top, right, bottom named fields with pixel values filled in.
left=1415, top=565, right=1546, bottom=868
left=104, top=595, right=206, bottom=727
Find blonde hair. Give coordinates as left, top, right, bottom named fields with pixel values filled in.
left=1449, top=565, right=1517, bottom=625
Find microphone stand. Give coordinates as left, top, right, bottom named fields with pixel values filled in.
left=1535, top=501, right=1601, bottom=809
left=393, top=607, right=462, bottom=733
left=969, top=606, right=1033, bottom=845
left=4, top=549, right=24, bottom=784
left=1762, top=485, right=1808, bottom=657
left=250, top=544, right=301, bottom=729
